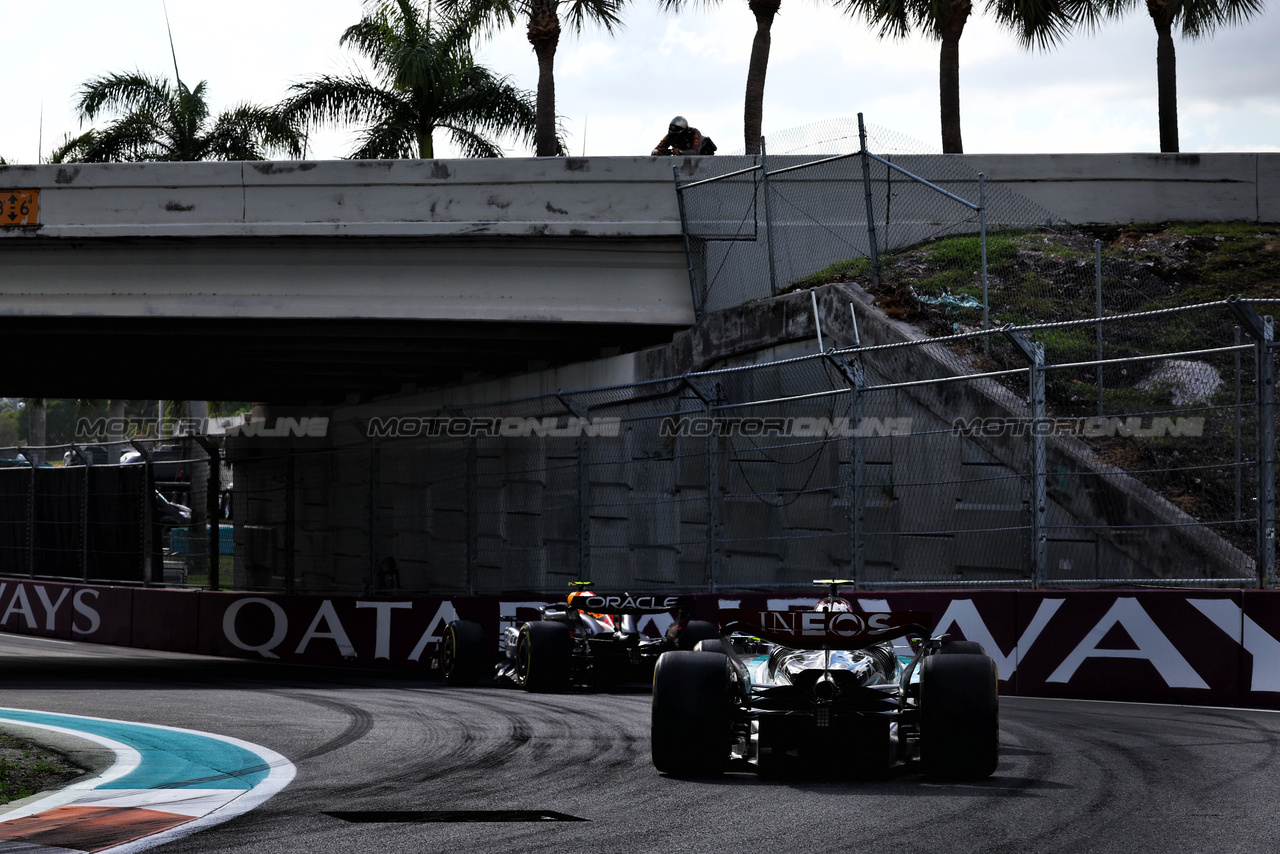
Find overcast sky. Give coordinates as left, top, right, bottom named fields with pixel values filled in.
left=1, top=0, right=1276, bottom=163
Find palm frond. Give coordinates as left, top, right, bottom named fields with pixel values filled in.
left=78, top=113, right=171, bottom=162
left=437, top=0, right=519, bottom=39
left=348, top=121, right=420, bottom=159
left=838, top=0, right=915, bottom=41
left=442, top=123, right=505, bottom=157
left=204, top=105, right=307, bottom=160
left=75, top=71, right=174, bottom=122
left=282, top=75, right=409, bottom=130
left=563, top=0, right=629, bottom=34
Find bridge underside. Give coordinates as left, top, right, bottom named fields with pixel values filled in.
left=0, top=316, right=680, bottom=402
left=0, top=233, right=692, bottom=402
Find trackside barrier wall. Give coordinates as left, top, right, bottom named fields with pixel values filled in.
left=4, top=580, right=1280, bottom=710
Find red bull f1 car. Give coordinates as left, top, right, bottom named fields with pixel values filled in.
left=651, top=581, right=999, bottom=779
left=440, top=586, right=719, bottom=691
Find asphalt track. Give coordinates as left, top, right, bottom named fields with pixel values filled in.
left=3, top=633, right=1280, bottom=854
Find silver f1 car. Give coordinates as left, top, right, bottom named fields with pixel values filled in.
left=440, top=586, right=719, bottom=691
left=651, top=581, right=999, bottom=779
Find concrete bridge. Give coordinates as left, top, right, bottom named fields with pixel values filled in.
left=1, top=152, right=1274, bottom=402
left=0, top=158, right=698, bottom=402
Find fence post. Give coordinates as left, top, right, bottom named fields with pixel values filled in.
left=707, top=406, right=722, bottom=594
left=1029, top=341, right=1047, bottom=588
left=284, top=450, right=296, bottom=594
left=1096, top=239, right=1104, bottom=416
left=849, top=361, right=866, bottom=588
left=856, top=113, right=881, bottom=290
left=465, top=438, right=478, bottom=596
left=557, top=392, right=592, bottom=582
left=1004, top=329, right=1046, bottom=586
left=1227, top=297, right=1275, bottom=586
left=1236, top=326, right=1243, bottom=525
left=1259, top=316, right=1276, bottom=587
left=24, top=449, right=35, bottom=578
left=579, top=432, right=591, bottom=582
left=130, top=440, right=157, bottom=585
left=72, top=445, right=90, bottom=583
left=673, top=165, right=702, bottom=317
left=196, top=437, right=221, bottom=591
left=760, top=136, right=778, bottom=297
left=979, top=173, right=989, bottom=341
left=369, top=439, right=380, bottom=592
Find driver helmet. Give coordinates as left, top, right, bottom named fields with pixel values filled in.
left=568, top=589, right=614, bottom=628
left=668, top=115, right=690, bottom=136
left=815, top=596, right=853, bottom=612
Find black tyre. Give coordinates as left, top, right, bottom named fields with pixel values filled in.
left=516, top=620, right=573, bottom=692
left=440, top=620, right=487, bottom=686
left=919, top=653, right=999, bottom=779
left=938, top=640, right=986, bottom=656
left=694, top=639, right=728, bottom=655
left=677, top=619, right=719, bottom=650
left=651, top=650, right=734, bottom=777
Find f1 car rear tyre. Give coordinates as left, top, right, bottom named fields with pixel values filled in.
left=651, top=650, right=734, bottom=777
left=677, top=620, right=719, bottom=650
left=694, top=639, right=728, bottom=655
left=919, top=652, right=999, bottom=779
left=938, top=640, right=986, bottom=656
left=516, top=621, right=573, bottom=692
left=440, top=620, right=487, bottom=685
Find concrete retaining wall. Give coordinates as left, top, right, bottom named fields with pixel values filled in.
left=228, top=279, right=1250, bottom=591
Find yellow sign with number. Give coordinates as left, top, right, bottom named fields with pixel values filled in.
left=1, top=190, right=38, bottom=226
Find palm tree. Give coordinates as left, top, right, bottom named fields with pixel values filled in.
left=839, top=0, right=1098, bottom=153
left=1099, top=0, right=1262, bottom=153
left=655, top=0, right=780, bottom=156
left=50, top=73, right=303, bottom=163
left=281, top=0, right=541, bottom=158
left=440, top=0, right=622, bottom=156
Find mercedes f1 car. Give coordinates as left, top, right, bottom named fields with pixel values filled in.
left=651, top=581, right=999, bottom=779
left=440, top=586, right=719, bottom=691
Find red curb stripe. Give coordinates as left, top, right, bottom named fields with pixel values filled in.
left=0, top=806, right=193, bottom=852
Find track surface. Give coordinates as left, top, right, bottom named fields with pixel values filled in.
left=3, top=633, right=1279, bottom=854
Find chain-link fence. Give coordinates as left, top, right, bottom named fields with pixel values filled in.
left=0, top=298, right=1271, bottom=593
left=152, top=297, right=1268, bottom=595
left=0, top=438, right=228, bottom=587
left=679, top=116, right=1207, bottom=342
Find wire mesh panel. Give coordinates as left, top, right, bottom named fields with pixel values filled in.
left=85, top=464, right=147, bottom=583
left=680, top=117, right=1066, bottom=321
left=0, top=465, right=31, bottom=574
left=712, top=396, right=851, bottom=589
left=234, top=450, right=288, bottom=592
left=378, top=437, right=468, bottom=594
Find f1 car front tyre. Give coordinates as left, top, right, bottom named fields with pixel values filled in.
left=440, top=620, right=487, bottom=685
left=516, top=621, right=573, bottom=692
left=651, top=650, right=734, bottom=777
left=919, top=652, right=999, bottom=779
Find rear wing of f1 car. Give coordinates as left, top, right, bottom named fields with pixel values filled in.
left=719, top=608, right=932, bottom=650
left=567, top=594, right=693, bottom=617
